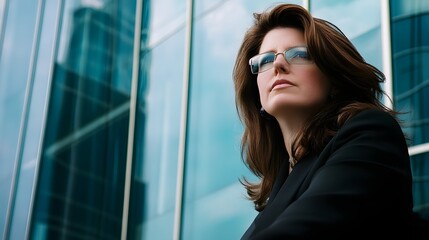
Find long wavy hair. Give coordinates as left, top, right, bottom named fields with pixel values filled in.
left=233, top=4, right=394, bottom=211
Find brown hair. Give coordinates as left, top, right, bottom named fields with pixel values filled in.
left=233, top=4, right=394, bottom=211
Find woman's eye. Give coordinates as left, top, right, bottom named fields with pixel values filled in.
left=260, top=55, right=274, bottom=65
left=293, top=51, right=308, bottom=59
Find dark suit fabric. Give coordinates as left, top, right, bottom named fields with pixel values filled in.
left=241, top=109, right=417, bottom=240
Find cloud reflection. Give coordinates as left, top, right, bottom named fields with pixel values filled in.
left=311, top=0, right=380, bottom=39
left=202, top=1, right=248, bottom=60
left=81, top=0, right=104, bottom=9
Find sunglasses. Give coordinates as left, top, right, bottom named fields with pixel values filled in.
left=249, top=46, right=313, bottom=74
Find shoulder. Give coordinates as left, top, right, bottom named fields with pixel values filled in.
left=327, top=108, right=410, bottom=167
left=344, top=108, right=400, bottom=129
left=336, top=108, right=405, bottom=142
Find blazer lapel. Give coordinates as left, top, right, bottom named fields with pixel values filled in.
left=250, top=154, right=317, bottom=236
left=268, top=159, right=290, bottom=202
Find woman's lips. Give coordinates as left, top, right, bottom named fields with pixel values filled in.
left=271, top=79, right=294, bottom=90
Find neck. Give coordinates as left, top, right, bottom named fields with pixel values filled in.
left=276, top=116, right=303, bottom=157
left=272, top=107, right=313, bottom=156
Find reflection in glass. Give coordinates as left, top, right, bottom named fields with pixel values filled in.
left=390, top=0, right=429, bottom=220
left=0, top=0, right=38, bottom=237
left=127, top=0, right=185, bottom=239
left=391, top=2, right=429, bottom=146
left=29, top=1, right=136, bottom=239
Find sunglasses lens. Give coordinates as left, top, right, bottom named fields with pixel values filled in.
left=250, top=53, right=275, bottom=73
left=258, top=53, right=275, bottom=73
left=285, top=47, right=311, bottom=64
left=249, top=47, right=311, bottom=74
left=250, top=58, right=260, bottom=74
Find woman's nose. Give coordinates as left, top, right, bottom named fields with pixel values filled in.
left=273, top=53, right=290, bottom=73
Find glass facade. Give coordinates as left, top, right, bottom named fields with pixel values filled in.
left=390, top=0, right=429, bottom=219
left=0, top=1, right=428, bottom=240
left=128, top=0, right=184, bottom=238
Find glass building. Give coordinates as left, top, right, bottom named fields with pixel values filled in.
left=0, top=0, right=427, bottom=239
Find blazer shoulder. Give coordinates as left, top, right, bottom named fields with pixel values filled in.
left=328, top=108, right=409, bottom=158
left=340, top=108, right=404, bottom=135
left=349, top=108, right=399, bottom=124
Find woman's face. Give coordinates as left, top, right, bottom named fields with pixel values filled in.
left=256, top=27, right=330, bottom=120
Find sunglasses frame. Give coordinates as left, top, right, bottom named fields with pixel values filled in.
left=249, top=46, right=312, bottom=74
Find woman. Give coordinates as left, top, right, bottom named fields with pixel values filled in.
left=233, top=3, right=421, bottom=239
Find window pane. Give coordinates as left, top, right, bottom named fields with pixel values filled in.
left=391, top=0, right=429, bottom=220
left=0, top=0, right=38, bottom=236
left=29, top=1, right=136, bottom=239
left=391, top=1, right=429, bottom=146
left=127, top=0, right=186, bottom=239
left=7, top=1, right=63, bottom=239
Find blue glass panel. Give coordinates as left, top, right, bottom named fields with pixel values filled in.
left=149, top=0, right=186, bottom=39
left=390, top=0, right=429, bottom=18
left=29, top=1, right=136, bottom=239
left=128, top=0, right=186, bottom=239
left=130, top=28, right=185, bottom=240
left=0, top=0, right=38, bottom=236
left=391, top=0, right=429, bottom=222
left=7, top=1, right=62, bottom=239
left=391, top=10, right=429, bottom=146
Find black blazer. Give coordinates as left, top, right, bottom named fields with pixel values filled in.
left=241, top=109, right=419, bottom=239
